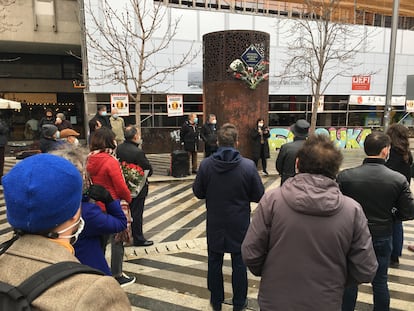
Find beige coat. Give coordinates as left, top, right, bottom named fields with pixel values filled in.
left=110, top=116, right=125, bottom=145
left=0, top=234, right=131, bottom=311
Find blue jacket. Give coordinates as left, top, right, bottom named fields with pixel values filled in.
left=193, top=147, right=264, bottom=253
left=74, top=199, right=127, bottom=275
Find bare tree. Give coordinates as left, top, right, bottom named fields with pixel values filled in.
left=277, top=0, right=373, bottom=132
left=0, top=0, right=21, bottom=65
left=0, top=0, right=20, bottom=33
left=84, top=0, right=198, bottom=127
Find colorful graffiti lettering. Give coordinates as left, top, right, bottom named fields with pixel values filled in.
left=269, top=127, right=372, bottom=149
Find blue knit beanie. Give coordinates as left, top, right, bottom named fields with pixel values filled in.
left=2, top=154, right=83, bottom=233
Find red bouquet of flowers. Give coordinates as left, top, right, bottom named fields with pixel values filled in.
left=120, top=161, right=146, bottom=197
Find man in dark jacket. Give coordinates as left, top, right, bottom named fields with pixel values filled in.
left=193, top=123, right=264, bottom=311
left=93, top=105, right=111, bottom=129
left=39, top=124, right=64, bottom=153
left=338, top=132, right=414, bottom=311
left=200, top=113, right=218, bottom=157
left=116, top=126, right=153, bottom=247
left=242, top=135, right=377, bottom=311
left=275, top=119, right=310, bottom=184
left=180, top=113, right=199, bottom=174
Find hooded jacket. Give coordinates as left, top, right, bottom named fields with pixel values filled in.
left=242, top=173, right=378, bottom=311
left=193, top=147, right=264, bottom=253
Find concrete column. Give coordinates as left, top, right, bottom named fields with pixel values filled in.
left=203, top=30, right=270, bottom=159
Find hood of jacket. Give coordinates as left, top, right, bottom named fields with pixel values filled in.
left=281, top=173, right=343, bottom=217
left=210, top=147, right=242, bottom=173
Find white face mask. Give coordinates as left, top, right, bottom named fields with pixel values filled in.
left=56, top=217, right=85, bottom=245
left=258, top=122, right=264, bottom=127
left=112, top=114, right=119, bottom=119
left=73, top=138, right=79, bottom=146
left=100, top=111, right=107, bottom=117
left=211, top=119, right=217, bottom=125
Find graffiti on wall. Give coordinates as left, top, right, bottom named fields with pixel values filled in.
left=269, top=127, right=372, bottom=149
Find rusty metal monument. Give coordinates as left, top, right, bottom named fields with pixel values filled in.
left=203, top=30, right=270, bottom=159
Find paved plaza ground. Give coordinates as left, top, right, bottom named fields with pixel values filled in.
left=1, top=150, right=414, bottom=310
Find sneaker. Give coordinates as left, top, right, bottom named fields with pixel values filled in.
left=115, top=272, right=136, bottom=287
left=263, top=170, right=269, bottom=176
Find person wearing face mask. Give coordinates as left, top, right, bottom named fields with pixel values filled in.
left=94, top=104, right=112, bottom=129
left=200, top=113, right=219, bottom=157
left=250, top=118, right=270, bottom=176
left=180, top=113, right=200, bottom=174
left=55, top=112, right=73, bottom=131
left=110, top=107, right=125, bottom=145
left=39, top=108, right=55, bottom=133
left=338, top=132, right=414, bottom=311
left=86, top=127, right=134, bottom=287
left=51, top=147, right=128, bottom=276
left=60, top=128, right=81, bottom=146
left=0, top=154, right=131, bottom=310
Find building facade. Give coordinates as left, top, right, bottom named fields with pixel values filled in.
left=0, top=0, right=84, bottom=140
left=1, top=0, right=414, bottom=152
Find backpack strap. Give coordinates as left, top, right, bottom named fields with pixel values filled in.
left=17, top=261, right=104, bottom=304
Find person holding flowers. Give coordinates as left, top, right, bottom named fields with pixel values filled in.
left=86, top=127, right=134, bottom=287
left=117, top=125, right=154, bottom=247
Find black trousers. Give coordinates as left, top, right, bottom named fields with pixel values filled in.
left=130, top=196, right=147, bottom=243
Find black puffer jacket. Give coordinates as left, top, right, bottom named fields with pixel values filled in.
left=337, top=158, right=414, bottom=237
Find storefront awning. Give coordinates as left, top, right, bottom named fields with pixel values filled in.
left=0, top=98, right=22, bottom=110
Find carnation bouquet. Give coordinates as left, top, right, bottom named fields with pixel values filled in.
left=121, top=161, right=149, bottom=198
left=229, top=59, right=269, bottom=90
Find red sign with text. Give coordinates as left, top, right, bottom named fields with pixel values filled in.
left=352, top=75, right=371, bottom=91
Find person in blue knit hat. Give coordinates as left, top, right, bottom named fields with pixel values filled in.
left=0, top=154, right=131, bottom=310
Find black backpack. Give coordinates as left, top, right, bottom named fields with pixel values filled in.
left=0, top=261, right=104, bottom=310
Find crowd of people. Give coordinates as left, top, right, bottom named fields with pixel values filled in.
left=1, top=110, right=414, bottom=310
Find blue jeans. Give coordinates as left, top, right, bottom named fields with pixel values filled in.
left=392, top=221, right=403, bottom=257
left=207, top=249, right=247, bottom=310
left=342, top=235, right=392, bottom=311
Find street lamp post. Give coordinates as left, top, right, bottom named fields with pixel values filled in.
left=383, top=0, right=400, bottom=133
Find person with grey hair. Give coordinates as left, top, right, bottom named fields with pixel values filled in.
left=55, top=112, right=73, bottom=131
left=200, top=113, right=218, bottom=157
left=51, top=147, right=128, bottom=276
left=117, top=126, right=153, bottom=247
left=193, top=123, right=264, bottom=311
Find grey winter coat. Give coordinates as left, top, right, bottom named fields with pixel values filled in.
left=242, top=173, right=378, bottom=311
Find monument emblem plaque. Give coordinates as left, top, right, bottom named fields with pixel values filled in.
left=241, top=44, right=264, bottom=67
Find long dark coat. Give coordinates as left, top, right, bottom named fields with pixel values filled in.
left=250, top=126, right=270, bottom=160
